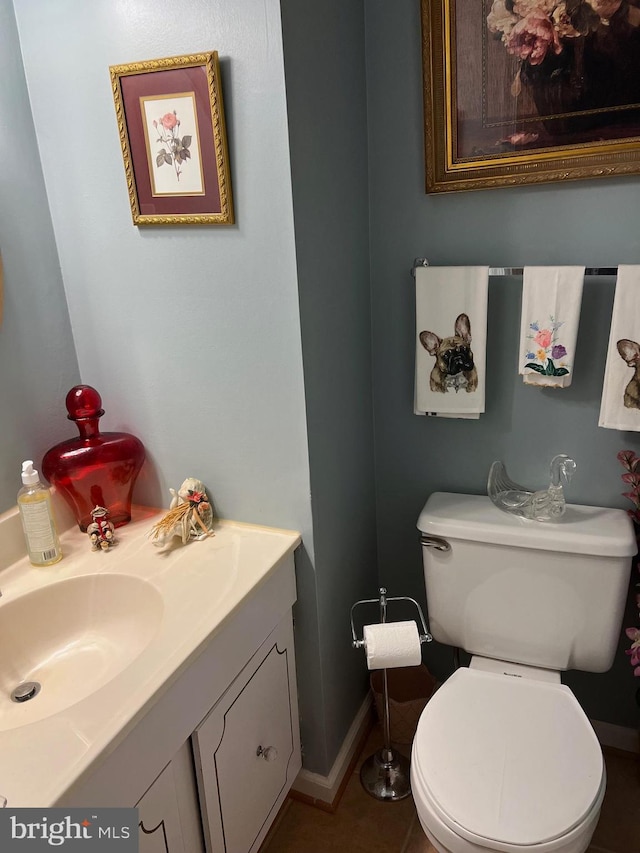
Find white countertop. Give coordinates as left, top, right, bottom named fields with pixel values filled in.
left=0, top=506, right=300, bottom=807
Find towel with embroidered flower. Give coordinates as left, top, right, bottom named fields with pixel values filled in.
left=518, top=266, right=585, bottom=388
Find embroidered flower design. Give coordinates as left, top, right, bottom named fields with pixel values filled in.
left=534, top=328, right=553, bottom=349
left=524, top=316, right=570, bottom=377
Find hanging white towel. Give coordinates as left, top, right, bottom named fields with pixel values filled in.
left=518, top=267, right=585, bottom=388
left=414, top=266, right=488, bottom=418
left=599, top=265, right=640, bottom=432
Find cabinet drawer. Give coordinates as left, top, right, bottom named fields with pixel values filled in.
left=193, top=615, right=301, bottom=853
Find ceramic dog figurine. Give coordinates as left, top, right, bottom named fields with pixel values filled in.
left=419, top=313, right=477, bottom=394
left=617, top=339, right=640, bottom=410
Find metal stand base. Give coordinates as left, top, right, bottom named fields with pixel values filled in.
left=359, top=746, right=411, bottom=801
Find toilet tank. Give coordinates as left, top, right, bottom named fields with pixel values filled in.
left=417, top=492, right=637, bottom=673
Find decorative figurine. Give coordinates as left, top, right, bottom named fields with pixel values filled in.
left=150, top=478, right=214, bottom=548
left=87, top=505, right=116, bottom=551
left=487, top=454, right=577, bottom=522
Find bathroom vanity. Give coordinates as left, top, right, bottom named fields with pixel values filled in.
left=0, top=505, right=302, bottom=853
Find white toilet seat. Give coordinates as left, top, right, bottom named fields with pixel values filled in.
left=411, top=666, right=605, bottom=853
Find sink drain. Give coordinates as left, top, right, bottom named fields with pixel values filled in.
left=10, top=681, right=41, bottom=703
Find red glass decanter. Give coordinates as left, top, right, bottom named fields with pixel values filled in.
left=42, top=385, right=145, bottom=531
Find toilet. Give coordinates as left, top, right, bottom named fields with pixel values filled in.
left=411, top=492, right=636, bottom=853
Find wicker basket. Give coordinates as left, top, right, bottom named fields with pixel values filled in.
left=370, top=664, right=437, bottom=744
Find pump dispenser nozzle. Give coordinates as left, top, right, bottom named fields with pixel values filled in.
left=21, top=460, right=39, bottom=486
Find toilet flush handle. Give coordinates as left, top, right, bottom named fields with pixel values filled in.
left=420, top=534, right=451, bottom=553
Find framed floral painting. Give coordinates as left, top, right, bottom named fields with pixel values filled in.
left=110, top=52, right=234, bottom=224
left=421, top=0, right=640, bottom=192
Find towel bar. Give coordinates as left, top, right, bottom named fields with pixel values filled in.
left=411, top=258, right=618, bottom=277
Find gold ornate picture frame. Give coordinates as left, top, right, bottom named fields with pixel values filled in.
left=110, top=52, right=234, bottom=225
left=421, top=0, right=640, bottom=193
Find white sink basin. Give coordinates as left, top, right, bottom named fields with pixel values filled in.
left=0, top=574, right=163, bottom=731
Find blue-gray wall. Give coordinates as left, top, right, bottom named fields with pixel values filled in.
left=365, top=0, right=640, bottom=728
left=281, top=0, right=377, bottom=769
left=0, top=0, right=80, bottom=511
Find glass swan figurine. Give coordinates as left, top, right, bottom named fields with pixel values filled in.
left=487, top=454, right=577, bottom=522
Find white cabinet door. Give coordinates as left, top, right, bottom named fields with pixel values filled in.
left=137, top=741, right=204, bottom=853
left=193, top=615, right=301, bottom=853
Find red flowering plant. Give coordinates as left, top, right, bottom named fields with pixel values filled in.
left=617, top=450, right=640, bottom=675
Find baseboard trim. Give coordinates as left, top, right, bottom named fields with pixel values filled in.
left=291, top=692, right=373, bottom=810
left=591, top=719, right=638, bottom=754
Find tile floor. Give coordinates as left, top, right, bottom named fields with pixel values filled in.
left=262, top=724, right=640, bottom=853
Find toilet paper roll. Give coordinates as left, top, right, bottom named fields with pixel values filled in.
left=363, top=620, right=422, bottom=670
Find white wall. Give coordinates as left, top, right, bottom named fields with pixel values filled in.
left=13, top=0, right=313, bottom=541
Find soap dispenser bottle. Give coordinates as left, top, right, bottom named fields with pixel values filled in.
left=17, top=460, right=62, bottom=566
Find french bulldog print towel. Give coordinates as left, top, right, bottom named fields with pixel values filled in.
left=414, top=266, right=488, bottom=417
left=599, top=266, right=640, bottom=432
left=518, top=267, right=585, bottom=389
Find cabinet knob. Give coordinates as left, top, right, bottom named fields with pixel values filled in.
left=256, top=745, right=278, bottom=762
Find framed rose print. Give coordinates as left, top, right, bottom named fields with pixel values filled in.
left=421, top=0, right=640, bottom=193
left=110, top=51, right=234, bottom=224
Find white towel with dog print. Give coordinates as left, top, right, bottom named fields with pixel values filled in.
left=414, top=266, right=488, bottom=418
left=518, top=266, right=585, bottom=388
left=599, top=266, right=640, bottom=431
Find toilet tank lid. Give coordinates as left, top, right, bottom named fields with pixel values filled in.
left=417, top=492, right=637, bottom=557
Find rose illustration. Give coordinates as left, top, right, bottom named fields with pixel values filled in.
left=154, top=109, right=192, bottom=183
left=160, top=112, right=179, bottom=130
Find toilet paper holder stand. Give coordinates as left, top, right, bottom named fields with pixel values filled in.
left=350, top=587, right=432, bottom=803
